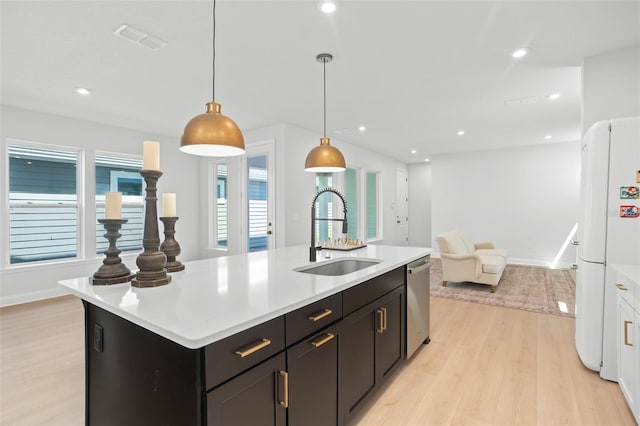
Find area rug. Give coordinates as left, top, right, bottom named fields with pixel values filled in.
left=429, top=258, right=576, bottom=318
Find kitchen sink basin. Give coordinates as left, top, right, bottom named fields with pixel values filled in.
left=294, top=257, right=382, bottom=276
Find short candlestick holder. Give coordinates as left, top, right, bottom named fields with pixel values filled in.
left=160, top=217, right=185, bottom=272
left=91, top=219, right=135, bottom=285
left=132, top=169, right=171, bottom=288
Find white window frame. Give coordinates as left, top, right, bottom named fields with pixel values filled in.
left=4, top=139, right=84, bottom=267
left=95, top=151, right=144, bottom=255
left=208, top=159, right=229, bottom=252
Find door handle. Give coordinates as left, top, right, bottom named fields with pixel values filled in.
left=624, top=321, right=633, bottom=347
left=308, top=308, right=332, bottom=322
left=376, top=309, right=385, bottom=333
left=277, top=370, right=289, bottom=408
left=310, top=333, right=335, bottom=348
left=234, top=338, right=271, bottom=358
left=616, top=283, right=628, bottom=291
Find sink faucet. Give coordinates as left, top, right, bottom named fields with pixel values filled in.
left=310, top=188, right=348, bottom=262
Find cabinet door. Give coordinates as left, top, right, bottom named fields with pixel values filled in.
left=375, top=286, right=405, bottom=382
left=340, top=303, right=376, bottom=423
left=207, top=352, right=286, bottom=426
left=617, top=296, right=636, bottom=413
left=287, top=324, right=342, bottom=426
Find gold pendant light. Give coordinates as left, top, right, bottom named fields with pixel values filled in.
left=305, top=53, right=346, bottom=172
left=180, top=0, right=245, bottom=157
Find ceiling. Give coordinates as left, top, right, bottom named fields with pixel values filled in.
left=2, top=1, right=639, bottom=164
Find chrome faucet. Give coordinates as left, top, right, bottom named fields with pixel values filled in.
left=310, top=188, right=348, bottom=262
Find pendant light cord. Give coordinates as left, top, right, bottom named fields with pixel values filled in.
left=323, top=59, right=327, bottom=138
left=212, top=0, right=216, bottom=102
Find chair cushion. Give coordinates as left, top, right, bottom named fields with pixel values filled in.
left=442, top=233, right=469, bottom=255
left=455, top=230, right=476, bottom=253
left=480, top=255, right=506, bottom=274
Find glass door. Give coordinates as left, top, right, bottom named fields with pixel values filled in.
left=245, top=142, right=274, bottom=252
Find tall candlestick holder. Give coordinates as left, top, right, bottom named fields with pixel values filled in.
left=91, top=219, right=135, bottom=285
left=160, top=217, right=185, bottom=272
left=132, top=170, right=171, bottom=288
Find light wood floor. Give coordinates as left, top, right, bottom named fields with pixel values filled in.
left=0, top=295, right=635, bottom=426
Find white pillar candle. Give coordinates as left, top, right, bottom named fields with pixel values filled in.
left=143, top=140, right=160, bottom=171
left=105, top=192, right=122, bottom=219
left=163, top=193, right=177, bottom=217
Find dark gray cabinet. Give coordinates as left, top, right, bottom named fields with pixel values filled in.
left=207, top=352, right=287, bottom=426
left=287, top=323, right=342, bottom=426
left=340, top=285, right=405, bottom=424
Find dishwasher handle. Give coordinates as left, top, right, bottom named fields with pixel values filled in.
left=408, top=261, right=430, bottom=275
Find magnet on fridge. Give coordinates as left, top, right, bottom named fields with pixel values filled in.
left=636, top=169, right=640, bottom=183
left=620, top=205, right=639, bottom=218
left=620, top=186, right=639, bottom=199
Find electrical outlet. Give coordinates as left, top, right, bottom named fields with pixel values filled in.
left=94, top=324, right=103, bottom=352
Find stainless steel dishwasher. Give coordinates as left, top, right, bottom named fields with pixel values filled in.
left=406, top=255, right=431, bottom=359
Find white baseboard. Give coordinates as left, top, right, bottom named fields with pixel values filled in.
left=0, top=287, right=71, bottom=308
left=430, top=253, right=573, bottom=269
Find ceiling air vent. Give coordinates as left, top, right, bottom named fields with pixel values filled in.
left=113, top=24, right=167, bottom=51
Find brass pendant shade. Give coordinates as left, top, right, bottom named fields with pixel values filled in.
left=305, top=53, right=346, bottom=172
left=180, top=0, right=245, bottom=157
left=180, top=102, right=245, bottom=157
left=304, top=137, right=346, bottom=172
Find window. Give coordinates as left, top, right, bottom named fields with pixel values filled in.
left=213, top=162, right=228, bottom=248
left=8, top=144, right=78, bottom=264
left=344, top=168, right=358, bottom=240
left=315, top=173, right=334, bottom=244
left=95, top=154, right=144, bottom=254
left=366, top=172, right=379, bottom=240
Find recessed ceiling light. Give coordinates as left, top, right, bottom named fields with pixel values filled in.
left=457, top=130, right=465, bottom=136
left=319, top=1, right=337, bottom=14
left=546, top=93, right=560, bottom=100
left=425, top=158, right=430, bottom=163
left=358, top=125, right=366, bottom=132
left=411, top=149, right=417, bottom=154
left=544, top=135, right=552, bottom=140
left=76, top=87, right=91, bottom=96
left=511, top=47, right=529, bottom=59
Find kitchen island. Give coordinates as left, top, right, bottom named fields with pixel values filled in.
left=59, top=244, right=432, bottom=426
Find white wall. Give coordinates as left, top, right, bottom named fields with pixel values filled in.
left=0, top=105, right=201, bottom=306
left=582, top=44, right=640, bottom=134
left=431, top=142, right=580, bottom=267
left=196, top=123, right=408, bottom=258
left=280, top=124, right=409, bottom=248
left=408, top=162, right=432, bottom=247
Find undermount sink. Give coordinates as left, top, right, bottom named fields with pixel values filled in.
left=294, top=257, right=382, bottom=276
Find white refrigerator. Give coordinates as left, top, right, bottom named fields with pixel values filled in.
left=575, top=116, right=640, bottom=381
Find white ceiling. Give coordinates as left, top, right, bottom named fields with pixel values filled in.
left=2, top=1, right=639, bottom=164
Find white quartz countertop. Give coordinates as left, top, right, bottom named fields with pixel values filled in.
left=59, top=244, right=432, bottom=349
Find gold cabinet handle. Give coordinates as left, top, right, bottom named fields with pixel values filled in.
left=616, top=283, right=628, bottom=291
left=234, top=338, right=271, bottom=358
left=381, top=307, right=387, bottom=332
left=624, top=321, right=633, bottom=347
left=308, top=308, right=333, bottom=322
left=278, top=370, right=289, bottom=408
left=376, top=309, right=385, bottom=333
left=310, top=333, right=335, bottom=348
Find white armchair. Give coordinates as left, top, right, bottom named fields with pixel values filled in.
left=435, top=230, right=507, bottom=292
